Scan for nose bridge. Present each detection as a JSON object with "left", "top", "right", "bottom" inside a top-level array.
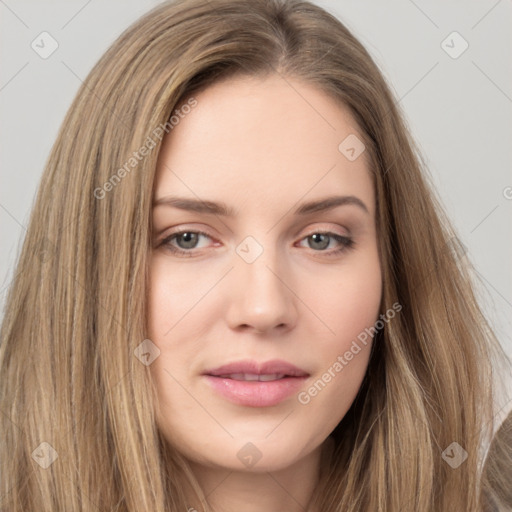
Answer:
[{"left": 226, "top": 233, "right": 297, "bottom": 332}]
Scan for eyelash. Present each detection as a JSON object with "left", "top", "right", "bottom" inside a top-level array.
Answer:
[{"left": 159, "top": 229, "right": 355, "bottom": 258}]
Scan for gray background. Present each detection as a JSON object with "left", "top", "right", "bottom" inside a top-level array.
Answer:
[{"left": 1, "top": 1, "right": 511, "bottom": 395}]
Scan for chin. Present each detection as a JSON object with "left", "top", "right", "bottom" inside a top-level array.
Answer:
[{"left": 199, "top": 435, "right": 319, "bottom": 473}]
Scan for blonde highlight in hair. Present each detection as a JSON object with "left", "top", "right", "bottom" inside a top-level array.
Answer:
[{"left": 1, "top": 0, "right": 510, "bottom": 510}]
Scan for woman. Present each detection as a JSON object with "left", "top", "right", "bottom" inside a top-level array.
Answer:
[{"left": 0, "top": 0, "right": 510, "bottom": 510}]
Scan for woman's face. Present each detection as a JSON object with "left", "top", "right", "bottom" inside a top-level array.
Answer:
[{"left": 147, "top": 73, "right": 382, "bottom": 472}]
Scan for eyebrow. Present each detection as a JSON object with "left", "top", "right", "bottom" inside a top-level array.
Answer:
[{"left": 152, "top": 194, "right": 369, "bottom": 216}]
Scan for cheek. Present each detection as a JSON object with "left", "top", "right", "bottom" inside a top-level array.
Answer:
[
  {"left": 146, "top": 257, "right": 216, "bottom": 439},
  {"left": 297, "top": 250, "right": 381, "bottom": 407},
  {"left": 147, "top": 257, "right": 175, "bottom": 339},
  {"left": 146, "top": 254, "right": 220, "bottom": 340},
  {"left": 307, "top": 248, "right": 382, "bottom": 345},
  {"left": 146, "top": 259, "right": 200, "bottom": 395}
]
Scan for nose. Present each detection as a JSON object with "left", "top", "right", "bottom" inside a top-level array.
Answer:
[{"left": 225, "top": 245, "right": 298, "bottom": 335}]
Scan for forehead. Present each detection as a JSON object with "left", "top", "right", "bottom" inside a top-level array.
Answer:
[{"left": 154, "top": 74, "right": 374, "bottom": 218}]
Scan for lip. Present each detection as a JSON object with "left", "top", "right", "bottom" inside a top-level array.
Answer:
[{"left": 202, "top": 359, "right": 310, "bottom": 407}]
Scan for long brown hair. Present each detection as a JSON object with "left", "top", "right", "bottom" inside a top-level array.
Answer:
[{"left": 1, "top": 0, "right": 510, "bottom": 510}]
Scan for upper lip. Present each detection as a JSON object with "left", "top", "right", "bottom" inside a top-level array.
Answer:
[{"left": 203, "top": 359, "right": 309, "bottom": 377}]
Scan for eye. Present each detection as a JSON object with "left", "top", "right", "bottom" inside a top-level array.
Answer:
[
  {"left": 160, "top": 230, "right": 214, "bottom": 257},
  {"left": 296, "top": 232, "right": 354, "bottom": 256}
]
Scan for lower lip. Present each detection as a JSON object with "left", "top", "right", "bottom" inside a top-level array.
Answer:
[{"left": 203, "top": 375, "right": 308, "bottom": 407}]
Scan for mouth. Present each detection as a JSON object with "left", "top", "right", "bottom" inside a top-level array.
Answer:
[{"left": 202, "top": 359, "right": 310, "bottom": 407}]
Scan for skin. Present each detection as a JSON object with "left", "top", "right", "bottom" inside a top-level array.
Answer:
[{"left": 147, "top": 73, "right": 382, "bottom": 512}]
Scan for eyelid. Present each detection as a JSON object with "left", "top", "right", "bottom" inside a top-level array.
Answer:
[
  {"left": 299, "top": 224, "right": 350, "bottom": 238},
  {"left": 159, "top": 225, "right": 217, "bottom": 242},
  {"left": 160, "top": 228, "right": 216, "bottom": 247}
]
